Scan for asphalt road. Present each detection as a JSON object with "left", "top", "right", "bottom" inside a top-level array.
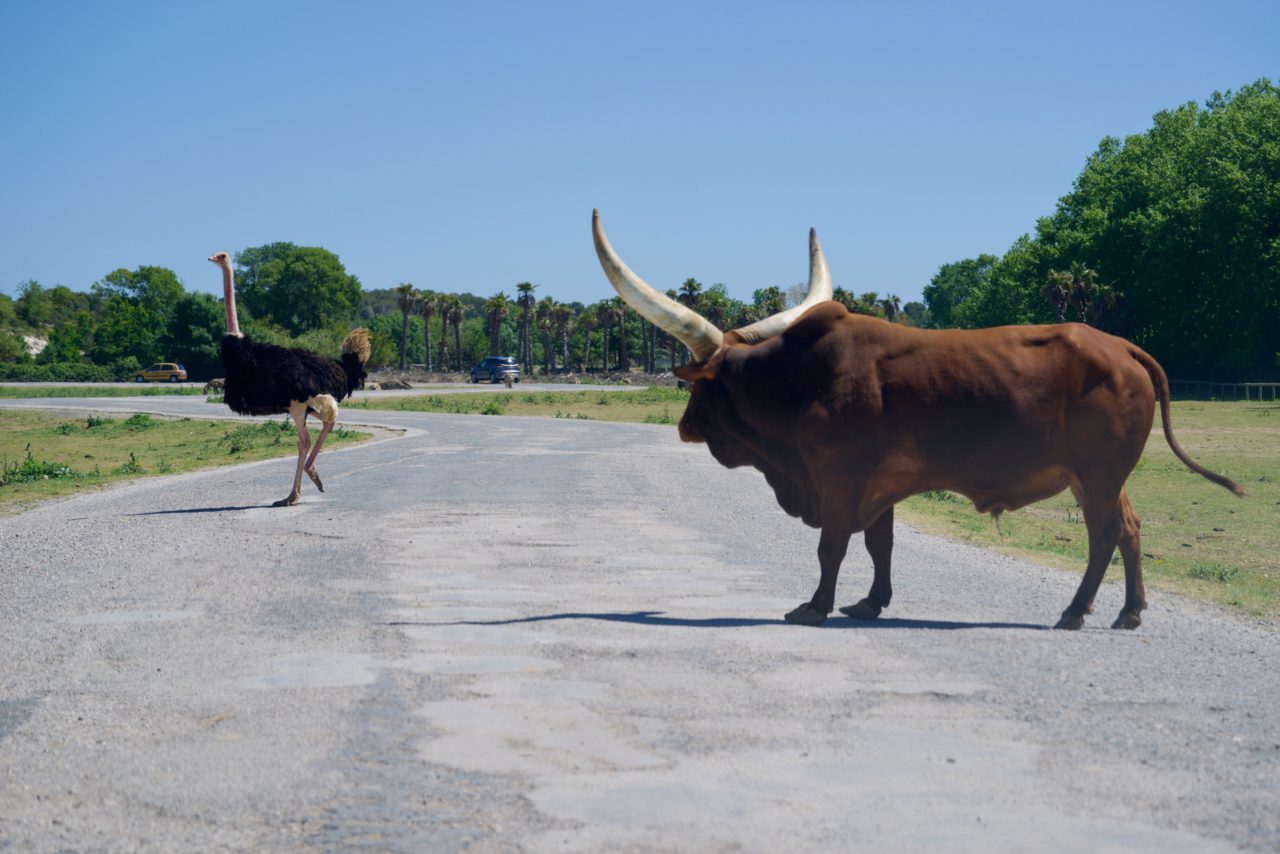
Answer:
[{"left": 1, "top": 394, "right": 1277, "bottom": 852}]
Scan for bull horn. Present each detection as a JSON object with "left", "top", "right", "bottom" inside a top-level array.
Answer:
[
  {"left": 593, "top": 209, "right": 724, "bottom": 362},
  {"left": 730, "top": 228, "right": 834, "bottom": 345}
]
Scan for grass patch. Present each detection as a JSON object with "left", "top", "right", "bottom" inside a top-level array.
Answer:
[
  {"left": 0, "top": 385, "right": 206, "bottom": 398},
  {"left": 350, "top": 386, "right": 690, "bottom": 424},
  {"left": 0, "top": 410, "right": 369, "bottom": 515}
]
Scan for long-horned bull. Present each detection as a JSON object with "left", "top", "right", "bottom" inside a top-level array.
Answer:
[{"left": 592, "top": 209, "right": 1244, "bottom": 630}]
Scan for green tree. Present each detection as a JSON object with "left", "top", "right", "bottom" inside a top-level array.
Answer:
[
  {"left": 37, "top": 311, "right": 95, "bottom": 364},
  {"left": 91, "top": 295, "right": 159, "bottom": 364},
  {"left": 963, "top": 79, "right": 1280, "bottom": 375},
  {"left": 0, "top": 293, "right": 16, "bottom": 328},
  {"left": 85, "top": 265, "right": 186, "bottom": 365},
  {"left": 235, "top": 243, "right": 362, "bottom": 335},
  {"left": 832, "top": 287, "right": 883, "bottom": 318},
  {"left": 162, "top": 292, "right": 224, "bottom": 379},
  {"left": 0, "top": 331, "right": 28, "bottom": 363},
  {"left": 92, "top": 266, "right": 184, "bottom": 323},
  {"left": 901, "top": 301, "right": 932, "bottom": 327},
  {"left": 16, "top": 280, "right": 52, "bottom": 327},
  {"left": 923, "top": 255, "right": 997, "bottom": 328}
]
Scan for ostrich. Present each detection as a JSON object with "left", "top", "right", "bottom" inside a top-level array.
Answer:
[{"left": 208, "top": 251, "right": 370, "bottom": 507}]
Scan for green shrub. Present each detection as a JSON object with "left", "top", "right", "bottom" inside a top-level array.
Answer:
[
  {"left": 1, "top": 445, "right": 80, "bottom": 485},
  {"left": 1189, "top": 562, "right": 1239, "bottom": 583}
]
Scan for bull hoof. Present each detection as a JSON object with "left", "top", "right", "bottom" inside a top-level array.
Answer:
[
  {"left": 272, "top": 493, "right": 300, "bottom": 508},
  {"left": 784, "top": 603, "right": 829, "bottom": 627},
  {"left": 1054, "top": 612, "right": 1085, "bottom": 631},
  {"left": 1111, "top": 611, "right": 1142, "bottom": 630},
  {"left": 838, "top": 599, "right": 883, "bottom": 621}
]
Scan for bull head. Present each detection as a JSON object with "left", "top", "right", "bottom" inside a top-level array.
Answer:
[{"left": 591, "top": 209, "right": 833, "bottom": 367}]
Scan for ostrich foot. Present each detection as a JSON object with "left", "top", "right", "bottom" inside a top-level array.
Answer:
[
  {"left": 306, "top": 467, "right": 324, "bottom": 492},
  {"left": 783, "top": 602, "right": 829, "bottom": 627},
  {"left": 272, "top": 491, "right": 300, "bottom": 508}
]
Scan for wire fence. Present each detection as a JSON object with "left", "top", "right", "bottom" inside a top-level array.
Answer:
[{"left": 1169, "top": 380, "right": 1280, "bottom": 402}]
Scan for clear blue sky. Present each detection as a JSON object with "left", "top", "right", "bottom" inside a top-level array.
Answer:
[{"left": 1, "top": 1, "right": 1276, "bottom": 308}]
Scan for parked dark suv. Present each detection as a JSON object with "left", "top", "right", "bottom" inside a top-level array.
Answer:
[{"left": 470, "top": 356, "right": 521, "bottom": 384}]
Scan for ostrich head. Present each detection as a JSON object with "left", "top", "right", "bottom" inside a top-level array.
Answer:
[{"left": 208, "top": 250, "right": 241, "bottom": 336}]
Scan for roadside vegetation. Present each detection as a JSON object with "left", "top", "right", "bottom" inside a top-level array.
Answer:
[
  {"left": 348, "top": 386, "right": 688, "bottom": 424},
  {"left": 0, "top": 385, "right": 205, "bottom": 398},
  {"left": 0, "top": 410, "right": 368, "bottom": 515}
]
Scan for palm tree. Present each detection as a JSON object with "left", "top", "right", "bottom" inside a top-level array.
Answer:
[
  {"left": 1043, "top": 271, "right": 1072, "bottom": 323},
  {"left": 516, "top": 282, "right": 537, "bottom": 372},
  {"left": 595, "top": 300, "right": 613, "bottom": 372},
  {"left": 434, "top": 293, "right": 451, "bottom": 371},
  {"left": 754, "top": 286, "right": 787, "bottom": 317},
  {"left": 676, "top": 279, "right": 703, "bottom": 363},
  {"left": 879, "top": 294, "right": 901, "bottom": 322},
  {"left": 484, "top": 291, "right": 510, "bottom": 357},
  {"left": 701, "top": 289, "right": 730, "bottom": 330},
  {"left": 612, "top": 298, "right": 630, "bottom": 371},
  {"left": 575, "top": 311, "right": 596, "bottom": 371},
  {"left": 536, "top": 297, "right": 557, "bottom": 373},
  {"left": 664, "top": 288, "right": 682, "bottom": 369},
  {"left": 554, "top": 302, "right": 573, "bottom": 372},
  {"left": 418, "top": 289, "right": 437, "bottom": 372},
  {"left": 395, "top": 283, "right": 417, "bottom": 370},
  {"left": 446, "top": 296, "right": 466, "bottom": 370}
]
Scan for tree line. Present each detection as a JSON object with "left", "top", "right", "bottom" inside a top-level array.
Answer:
[
  {"left": 922, "top": 79, "right": 1279, "bottom": 380},
  {"left": 0, "top": 244, "right": 913, "bottom": 381},
  {"left": 4, "top": 80, "right": 1274, "bottom": 382}
]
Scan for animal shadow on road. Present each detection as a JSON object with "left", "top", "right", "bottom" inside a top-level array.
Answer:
[
  {"left": 125, "top": 505, "right": 271, "bottom": 515},
  {"left": 387, "top": 611, "right": 1046, "bottom": 631}
]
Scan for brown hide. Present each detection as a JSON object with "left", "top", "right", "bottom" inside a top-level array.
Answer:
[{"left": 674, "top": 301, "right": 1242, "bottom": 629}]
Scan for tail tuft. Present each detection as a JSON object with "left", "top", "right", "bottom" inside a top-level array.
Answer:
[
  {"left": 341, "top": 328, "right": 371, "bottom": 365},
  {"left": 341, "top": 327, "right": 370, "bottom": 395}
]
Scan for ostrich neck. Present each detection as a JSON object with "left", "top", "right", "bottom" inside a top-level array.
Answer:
[{"left": 221, "top": 264, "right": 242, "bottom": 337}]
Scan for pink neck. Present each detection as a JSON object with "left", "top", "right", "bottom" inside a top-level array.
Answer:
[{"left": 221, "top": 263, "right": 242, "bottom": 337}]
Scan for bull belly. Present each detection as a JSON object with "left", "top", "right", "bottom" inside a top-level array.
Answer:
[{"left": 944, "top": 469, "right": 1071, "bottom": 515}]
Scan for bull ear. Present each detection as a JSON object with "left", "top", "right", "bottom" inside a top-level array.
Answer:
[{"left": 674, "top": 348, "right": 726, "bottom": 382}]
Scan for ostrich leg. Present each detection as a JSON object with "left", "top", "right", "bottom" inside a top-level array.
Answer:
[
  {"left": 303, "top": 413, "right": 335, "bottom": 493},
  {"left": 274, "top": 402, "right": 312, "bottom": 507}
]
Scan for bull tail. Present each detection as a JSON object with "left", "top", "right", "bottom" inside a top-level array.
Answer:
[
  {"left": 1129, "top": 346, "right": 1245, "bottom": 496},
  {"left": 340, "top": 327, "right": 371, "bottom": 396}
]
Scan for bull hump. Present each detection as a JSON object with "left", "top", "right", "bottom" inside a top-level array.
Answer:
[{"left": 782, "top": 302, "right": 845, "bottom": 342}]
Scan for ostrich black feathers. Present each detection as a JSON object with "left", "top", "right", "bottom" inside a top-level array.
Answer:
[{"left": 220, "top": 332, "right": 368, "bottom": 417}]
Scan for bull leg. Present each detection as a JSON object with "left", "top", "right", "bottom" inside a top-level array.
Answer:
[
  {"left": 1112, "top": 488, "right": 1146, "bottom": 630},
  {"left": 273, "top": 403, "right": 311, "bottom": 507},
  {"left": 1055, "top": 490, "right": 1123, "bottom": 630},
  {"left": 785, "top": 524, "right": 853, "bottom": 627},
  {"left": 840, "top": 505, "right": 894, "bottom": 620}
]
